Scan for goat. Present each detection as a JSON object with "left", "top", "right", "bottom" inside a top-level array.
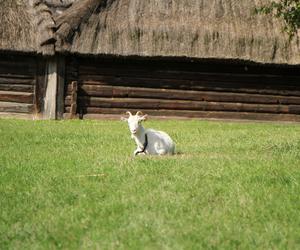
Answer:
[{"left": 121, "top": 111, "right": 175, "bottom": 156}]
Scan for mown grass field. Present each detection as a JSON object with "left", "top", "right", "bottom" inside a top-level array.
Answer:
[{"left": 1, "top": 118, "right": 300, "bottom": 249}]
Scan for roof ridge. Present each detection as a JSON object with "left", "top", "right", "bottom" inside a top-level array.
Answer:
[
  {"left": 54, "top": 0, "right": 101, "bottom": 53},
  {"left": 32, "top": 0, "right": 101, "bottom": 55},
  {"left": 33, "top": 0, "right": 56, "bottom": 55}
]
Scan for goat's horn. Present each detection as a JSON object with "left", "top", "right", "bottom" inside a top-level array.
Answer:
[
  {"left": 126, "top": 111, "right": 132, "bottom": 116},
  {"left": 136, "top": 111, "right": 143, "bottom": 116}
]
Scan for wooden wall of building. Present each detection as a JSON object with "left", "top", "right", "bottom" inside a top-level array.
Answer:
[
  {"left": 65, "top": 56, "right": 300, "bottom": 121},
  {"left": 2, "top": 53, "right": 298, "bottom": 122},
  {"left": 0, "top": 54, "right": 38, "bottom": 118},
  {"left": 64, "top": 56, "right": 300, "bottom": 122}
]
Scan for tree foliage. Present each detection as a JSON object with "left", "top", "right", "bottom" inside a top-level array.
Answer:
[{"left": 256, "top": 0, "right": 300, "bottom": 39}]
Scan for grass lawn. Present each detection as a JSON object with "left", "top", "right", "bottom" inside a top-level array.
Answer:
[{"left": 0, "top": 118, "right": 300, "bottom": 249}]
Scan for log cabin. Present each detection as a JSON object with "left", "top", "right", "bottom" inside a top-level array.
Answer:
[{"left": 0, "top": 0, "right": 300, "bottom": 121}]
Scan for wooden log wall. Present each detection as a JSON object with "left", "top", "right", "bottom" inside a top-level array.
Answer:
[
  {"left": 65, "top": 57, "right": 300, "bottom": 122},
  {"left": 0, "top": 54, "right": 37, "bottom": 118}
]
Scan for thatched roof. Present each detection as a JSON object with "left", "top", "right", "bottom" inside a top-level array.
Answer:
[
  {"left": 0, "top": 0, "right": 36, "bottom": 53},
  {"left": 0, "top": 0, "right": 299, "bottom": 65}
]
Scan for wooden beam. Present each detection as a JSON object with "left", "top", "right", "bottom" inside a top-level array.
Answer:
[
  {"left": 43, "top": 58, "right": 58, "bottom": 119},
  {"left": 78, "top": 64, "right": 300, "bottom": 84},
  {"left": 0, "top": 77, "right": 35, "bottom": 85},
  {"left": 42, "top": 56, "right": 66, "bottom": 120},
  {"left": 0, "top": 91, "right": 33, "bottom": 103},
  {"left": 70, "top": 85, "right": 300, "bottom": 105},
  {"left": 0, "top": 62, "right": 35, "bottom": 76},
  {"left": 0, "top": 112, "right": 33, "bottom": 120},
  {"left": 0, "top": 74, "right": 34, "bottom": 79},
  {"left": 0, "top": 101, "right": 34, "bottom": 113},
  {"left": 66, "top": 97, "right": 300, "bottom": 115},
  {"left": 0, "top": 84, "right": 34, "bottom": 92},
  {"left": 76, "top": 76, "right": 300, "bottom": 97},
  {"left": 65, "top": 107, "right": 300, "bottom": 123}
]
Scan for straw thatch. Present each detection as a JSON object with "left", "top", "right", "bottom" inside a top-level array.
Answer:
[
  {"left": 0, "top": 0, "right": 75, "bottom": 54},
  {"left": 67, "top": 0, "right": 300, "bottom": 65},
  {"left": 0, "top": 0, "right": 36, "bottom": 53},
  {"left": 0, "top": 0, "right": 299, "bottom": 65},
  {"left": 54, "top": 0, "right": 101, "bottom": 52}
]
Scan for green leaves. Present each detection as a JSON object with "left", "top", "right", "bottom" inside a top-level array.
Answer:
[{"left": 256, "top": 0, "right": 300, "bottom": 39}]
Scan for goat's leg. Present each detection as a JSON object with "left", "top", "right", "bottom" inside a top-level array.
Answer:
[{"left": 133, "top": 148, "right": 146, "bottom": 156}]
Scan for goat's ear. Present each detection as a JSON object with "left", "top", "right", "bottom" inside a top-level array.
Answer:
[
  {"left": 139, "top": 114, "right": 148, "bottom": 121},
  {"left": 121, "top": 117, "right": 128, "bottom": 122}
]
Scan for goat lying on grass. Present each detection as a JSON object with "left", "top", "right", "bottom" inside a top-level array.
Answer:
[{"left": 121, "top": 111, "right": 175, "bottom": 156}]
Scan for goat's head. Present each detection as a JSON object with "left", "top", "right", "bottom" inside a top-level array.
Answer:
[{"left": 121, "top": 111, "right": 147, "bottom": 135}]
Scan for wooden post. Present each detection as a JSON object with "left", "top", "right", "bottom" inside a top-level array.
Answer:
[
  {"left": 43, "top": 58, "right": 57, "bottom": 119},
  {"left": 42, "top": 56, "right": 65, "bottom": 120}
]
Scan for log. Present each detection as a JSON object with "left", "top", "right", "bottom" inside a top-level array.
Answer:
[
  {"left": 0, "top": 74, "right": 34, "bottom": 79},
  {"left": 0, "top": 112, "right": 33, "bottom": 119},
  {"left": 77, "top": 57, "right": 300, "bottom": 75},
  {"left": 0, "top": 77, "right": 35, "bottom": 85},
  {"left": 0, "top": 63, "right": 35, "bottom": 76},
  {"left": 71, "top": 85, "right": 300, "bottom": 105},
  {"left": 78, "top": 65, "right": 300, "bottom": 85},
  {"left": 0, "top": 84, "right": 34, "bottom": 92},
  {"left": 76, "top": 76, "right": 300, "bottom": 97},
  {"left": 0, "top": 102, "right": 34, "bottom": 113},
  {"left": 66, "top": 73, "right": 78, "bottom": 81},
  {"left": 65, "top": 59, "right": 79, "bottom": 86},
  {"left": 64, "top": 107, "right": 300, "bottom": 123},
  {"left": 0, "top": 91, "right": 33, "bottom": 104},
  {"left": 66, "top": 97, "right": 300, "bottom": 114},
  {"left": 0, "top": 57, "right": 36, "bottom": 66}
]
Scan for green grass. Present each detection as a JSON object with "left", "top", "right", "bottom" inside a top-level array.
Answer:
[{"left": 1, "top": 118, "right": 300, "bottom": 249}]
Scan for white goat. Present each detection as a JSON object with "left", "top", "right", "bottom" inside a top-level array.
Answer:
[{"left": 121, "top": 111, "right": 175, "bottom": 156}]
